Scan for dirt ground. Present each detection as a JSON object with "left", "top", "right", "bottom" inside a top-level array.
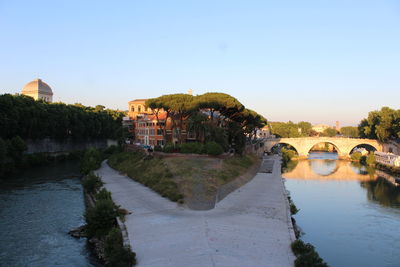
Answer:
[{"left": 164, "top": 156, "right": 262, "bottom": 210}]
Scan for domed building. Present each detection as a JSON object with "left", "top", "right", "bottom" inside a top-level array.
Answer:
[{"left": 21, "top": 78, "right": 53, "bottom": 102}]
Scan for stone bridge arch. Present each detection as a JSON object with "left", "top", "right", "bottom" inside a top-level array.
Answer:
[{"left": 264, "top": 137, "right": 383, "bottom": 159}]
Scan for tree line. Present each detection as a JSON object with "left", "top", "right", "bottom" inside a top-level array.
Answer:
[
  {"left": 359, "top": 107, "right": 400, "bottom": 142},
  {"left": 146, "top": 92, "right": 268, "bottom": 154},
  {"left": 269, "top": 121, "right": 360, "bottom": 138},
  {"left": 0, "top": 94, "right": 124, "bottom": 141},
  {"left": 269, "top": 106, "right": 400, "bottom": 142},
  {"left": 0, "top": 94, "right": 124, "bottom": 177}
]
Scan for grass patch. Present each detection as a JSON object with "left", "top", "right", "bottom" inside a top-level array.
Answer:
[
  {"left": 108, "top": 151, "right": 183, "bottom": 202},
  {"left": 214, "top": 154, "right": 258, "bottom": 184},
  {"left": 108, "top": 152, "right": 259, "bottom": 205}
]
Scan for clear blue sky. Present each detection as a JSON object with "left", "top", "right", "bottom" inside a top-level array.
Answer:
[{"left": 1, "top": 0, "right": 399, "bottom": 126}]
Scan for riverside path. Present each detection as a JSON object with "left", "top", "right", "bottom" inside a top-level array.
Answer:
[{"left": 96, "top": 155, "right": 296, "bottom": 267}]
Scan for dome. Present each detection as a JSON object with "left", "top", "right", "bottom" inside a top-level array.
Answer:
[{"left": 22, "top": 79, "right": 53, "bottom": 95}]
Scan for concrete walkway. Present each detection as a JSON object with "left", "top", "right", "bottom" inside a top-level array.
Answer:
[{"left": 97, "top": 155, "right": 296, "bottom": 267}]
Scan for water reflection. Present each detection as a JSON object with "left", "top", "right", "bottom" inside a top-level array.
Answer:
[
  {"left": 284, "top": 158, "right": 376, "bottom": 182},
  {"left": 283, "top": 152, "right": 400, "bottom": 267},
  {"left": 361, "top": 178, "right": 400, "bottom": 208}
]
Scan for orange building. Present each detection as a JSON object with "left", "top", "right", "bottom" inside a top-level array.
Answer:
[
  {"left": 128, "top": 98, "right": 195, "bottom": 146},
  {"left": 128, "top": 99, "right": 153, "bottom": 119},
  {"left": 135, "top": 113, "right": 167, "bottom": 146}
]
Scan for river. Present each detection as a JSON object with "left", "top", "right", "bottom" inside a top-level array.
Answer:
[
  {"left": 283, "top": 152, "right": 400, "bottom": 267},
  {"left": 0, "top": 161, "right": 101, "bottom": 266}
]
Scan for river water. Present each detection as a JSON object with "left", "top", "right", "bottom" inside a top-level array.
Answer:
[
  {"left": 283, "top": 152, "right": 400, "bottom": 267},
  {"left": 0, "top": 161, "right": 100, "bottom": 266}
]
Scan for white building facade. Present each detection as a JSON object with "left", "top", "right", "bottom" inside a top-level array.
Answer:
[{"left": 374, "top": 151, "right": 400, "bottom": 167}]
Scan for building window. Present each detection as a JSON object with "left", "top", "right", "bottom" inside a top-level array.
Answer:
[
  {"left": 138, "top": 106, "right": 141, "bottom": 112},
  {"left": 145, "top": 107, "right": 148, "bottom": 112},
  {"left": 131, "top": 106, "right": 135, "bottom": 112}
]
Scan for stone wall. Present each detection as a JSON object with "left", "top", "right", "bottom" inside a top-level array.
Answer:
[{"left": 26, "top": 138, "right": 117, "bottom": 154}]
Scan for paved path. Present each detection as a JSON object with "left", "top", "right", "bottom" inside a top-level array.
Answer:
[{"left": 97, "top": 155, "right": 296, "bottom": 267}]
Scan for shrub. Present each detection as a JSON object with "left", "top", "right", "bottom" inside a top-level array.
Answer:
[
  {"left": 103, "top": 145, "right": 122, "bottom": 158},
  {"left": 366, "top": 153, "right": 376, "bottom": 166},
  {"left": 80, "top": 147, "right": 103, "bottom": 174},
  {"left": 154, "top": 145, "right": 163, "bottom": 152},
  {"left": 291, "top": 240, "right": 328, "bottom": 267},
  {"left": 85, "top": 198, "right": 118, "bottom": 238},
  {"left": 96, "top": 188, "right": 112, "bottom": 201},
  {"left": 204, "top": 141, "right": 223, "bottom": 155},
  {"left": 163, "top": 143, "right": 175, "bottom": 153},
  {"left": 105, "top": 228, "right": 136, "bottom": 266},
  {"left": 350, "top": 152, "right": 362, "bottom": 162},
  {"left": 82, "top": 172, "right": 103, "bottom": 194},
  {"left": 180, "top": 142, "right": 204, "bottom": 154},
  {"left": 8, "top": 136, "right": 27, "bottom": 160},
  {"left": 288, "top": 196, "right": 299, "bottom": 215}
]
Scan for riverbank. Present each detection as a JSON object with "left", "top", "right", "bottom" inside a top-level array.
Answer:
[
  {"left": 0, "top": 161, "right": 100, "bottom": 266},
  {"left": 96, "top": 155, "right": 296, "bottom": 266}
]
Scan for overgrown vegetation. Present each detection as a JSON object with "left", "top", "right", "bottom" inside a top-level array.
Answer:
[
  {"left": 79, "top": 146, "right": 136, "bottom": 266},
  {"left": 288, "top": 196, "right": 299, "bottom": 215},
  {"left": 0, "top": 94, "right": 123, "bottom": 141},
  {"left": 84, "top": 185, "right": 136, "bottom": 266},
  {"left": 350, "top": 152, "right": 376, "bottom": 167},
  {"left": 82, "top": 172, "right": 104, "bottom": 194},
  {"left": 0, "top": 94, "right": 123, "bottom": 177},
  {"left": 104, "top": 228, "right": 136, "bottom": 266},
  {"left": 108, "top": 151, "right": 183, "bottom": 202},
  {"left": 291, "top": 239, "right": 329, "bottom": 267},
  {"left": 85, "top": 198, "right": 119, "bottom": 238},
  {"left": 281, "top": 147, "right": 298, "bottom": 172},
  {"left": 80, "top": 148, "right": 104, "bottom": 174},
  {"left": 359, "top": 106, "right": 400, "bottom": 142},
  {"left": 350, "top": 152, "right": 362, "bottom": 162}
]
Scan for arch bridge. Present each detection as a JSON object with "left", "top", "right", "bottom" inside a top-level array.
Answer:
[{"left": 264, "top": 137, "right": 383, "bottom": 159}]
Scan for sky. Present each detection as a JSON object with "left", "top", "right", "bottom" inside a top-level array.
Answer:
[{"left": 1, "top": 0, "right": 399, "bottom": 126}]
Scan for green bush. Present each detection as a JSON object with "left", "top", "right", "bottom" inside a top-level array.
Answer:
[
  {"left": 288, "top": 196, "right": 299, "bottom": 215},
  {"left": 96, "top": 188, "right": 112, "bottom": 201},
  {"left": 180, "top": 142, "right": 204, "bottom": 154},
  {"left": 154, "top": 145, "right": 163, "bottom": 152},
  {"left": 85, "top": 199, "right": 118, "bottom": 238},
  {"left": 204, "top": 141, "right": 223, "bottom": 155},
  {"left": 105, "top": 228, "right": 136, "bottom": 266},
  {"left": 350, "top": 152, "right": 362, "bottom": 162},
  {"left": 103, "top": 145, "right": 122, "bottom": 158},
  {"left": 291, "top": 240, "right": 328, "bottom": 267},
  {"left": 82, "top": 172, "right": 103, "bottom": 194},
  {"left": 80, "top": 147, "right": 103, "bottom": 174},
  {"left": 8, "top": 136, "right": 27, "bottom": 160},
  {"left": 163, "top": 143, "right": 175, "bottom": 153},
  {"left": 366, "top": 153, "right": 376, "bottom": 166}
]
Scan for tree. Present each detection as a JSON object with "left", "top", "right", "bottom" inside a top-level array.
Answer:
[
  {"left": 340, "top": 126, "right": 359, "bottom": 138},
  {"left": 321, "top": 128, "right": 337, "bottom": 137},
  {"left": 358, "top": 106, "right": 400, "bottom": 142}
]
